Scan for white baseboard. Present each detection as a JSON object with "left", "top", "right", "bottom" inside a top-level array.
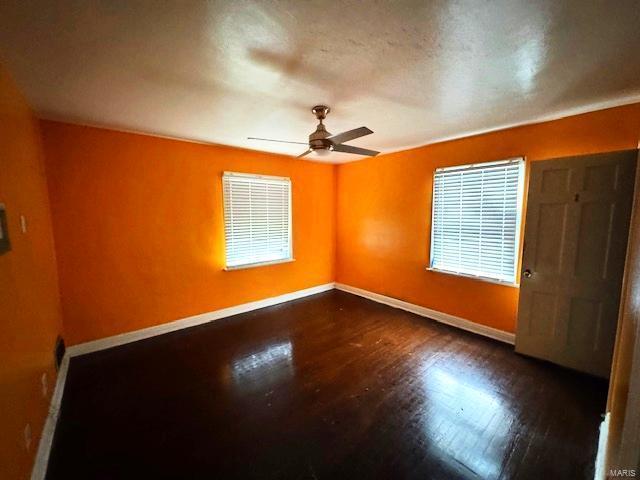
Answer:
[
  {"left": 61, "top": 281, "right": 515, "bottom": 358},
  {"left": 31, "top": 355, "right": 70, "bottom": 480},
  {"left": 594, "top": 412, "right": 610, "bottom": 480},
  {"left": 67, "top": 283, "right": 335, "bottom": 357},
  {"left": 335, "top": 283, "right": 515, "bottom": 345}
]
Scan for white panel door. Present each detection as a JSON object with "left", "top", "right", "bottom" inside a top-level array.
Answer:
[{"left": 516, "top": 150, "right": 637, "bottom": 377}]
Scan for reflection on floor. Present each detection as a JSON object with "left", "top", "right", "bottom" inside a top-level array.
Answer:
[{"left": 46, "top": 290, "right": 607, "bottom": 479}]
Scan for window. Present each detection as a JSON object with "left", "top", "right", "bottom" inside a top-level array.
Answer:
[
  {"left": 430, "top": 158, "right": 525, "bottom": 284},
  {"left": 223, "top": 172, "right": 292, "bottom": 269}
]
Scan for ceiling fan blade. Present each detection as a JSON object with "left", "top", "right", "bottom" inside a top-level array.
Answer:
[
  {"left": 332, "top": 144, "right": 380, "bottom": 157},
  {"left": 328, "top": 127, "right": 373, "bottom": 145},
  {"left": 248, "top": 137, "right": 308, "bottom": 145},
  {"left": 297, "top": 149, "right": 312, "bottom": 158}
]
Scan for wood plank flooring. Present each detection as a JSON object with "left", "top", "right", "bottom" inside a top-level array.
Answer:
[{"left": 46, "top": 290, "right": 607, "bottom": 479}]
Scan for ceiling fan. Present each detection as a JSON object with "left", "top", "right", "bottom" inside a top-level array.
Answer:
[{"left": 248, "top": 105, "right": 379, "bottom": 158}]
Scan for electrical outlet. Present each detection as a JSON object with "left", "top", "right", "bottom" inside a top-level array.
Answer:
[
  {"left": 20, "top": 215, "right": 27, "bottom": 233},
  {"left": 24, "top": 423, "right": 32, "bottom": 452},
  {"left": 41, "top": 372, "right": 48, "bottom": 398}
]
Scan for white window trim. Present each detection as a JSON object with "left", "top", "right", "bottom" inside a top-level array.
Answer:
[
  {"left": 223, "top": 171, "right": 290, "bottom": 182},
  {"left": 428, "top": 157, "right": 526, "bottom": 286},
  {"left": 426, "top": 266, "right": 520, "bottom": 288},
  {"left": 224, "top": 257, "right": 295, "bottom": 271},
  {"left": 222, "top": 171, "right": 293, "bottom": 270}
]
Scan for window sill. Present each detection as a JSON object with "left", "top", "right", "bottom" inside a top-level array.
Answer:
[
  {"left": 224, "top": 258, "right": 295, "bottom": 271},
  {"left": 426, "top": 267, "right": 520, "bottom": 288}
]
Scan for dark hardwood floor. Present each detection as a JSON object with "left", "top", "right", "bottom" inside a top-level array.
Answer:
[{"left": 46, "top": 290, "right": 607, "bottom": 479}]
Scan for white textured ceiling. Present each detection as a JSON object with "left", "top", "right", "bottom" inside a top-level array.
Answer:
[{"left": 1, "top": 1, "right": 639, "bottom": 163}]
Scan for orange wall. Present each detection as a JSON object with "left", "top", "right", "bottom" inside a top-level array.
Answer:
[
  {"left": 336, "top": 103, "right": 640, "bottom": 333},
  {"left": 0, "top": 66, "right": 64, "bottom": 478},
  {"left": 41, "top": 121, "right": 336, "bottom": 345}
]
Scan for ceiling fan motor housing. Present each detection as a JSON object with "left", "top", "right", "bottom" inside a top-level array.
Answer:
[{"left": 309, "top": 122, "right": 333, "bottom": 151}]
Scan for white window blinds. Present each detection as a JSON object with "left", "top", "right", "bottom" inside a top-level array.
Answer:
[
  {"left": 430, "top": 158, "right": 524, "bottom": 284},
  {"left": 223, "top": 172, "right": 292, "bottom": 269}
]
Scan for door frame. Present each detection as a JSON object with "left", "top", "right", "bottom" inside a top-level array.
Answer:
[{"left": 601, "top": 149, "right": 640, "bottom": 476}]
